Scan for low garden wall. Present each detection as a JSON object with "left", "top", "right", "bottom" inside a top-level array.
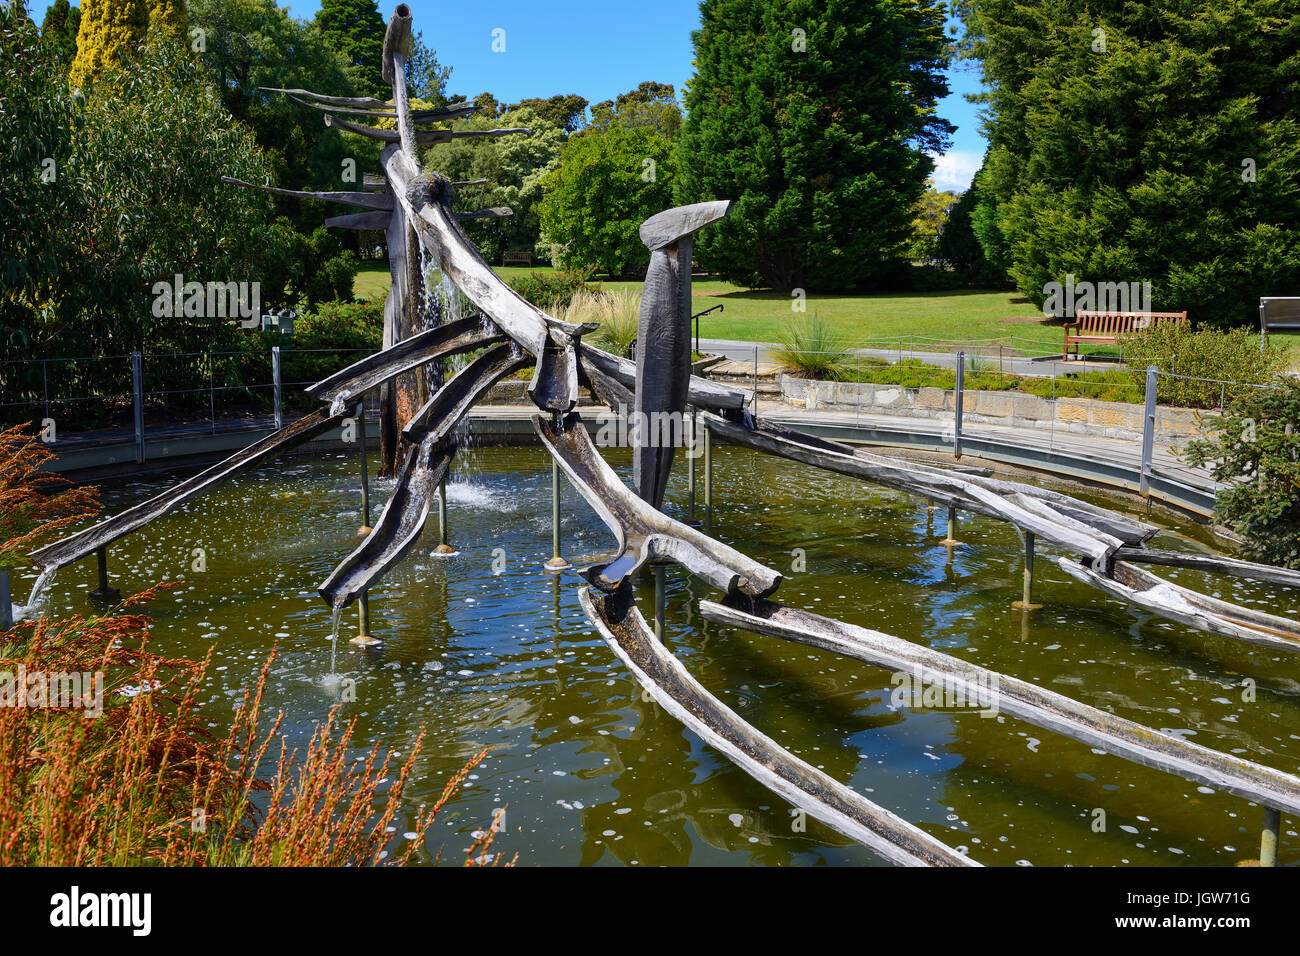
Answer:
[{"left": 780, "top": 376, "right": 1207, "bottom": 443}]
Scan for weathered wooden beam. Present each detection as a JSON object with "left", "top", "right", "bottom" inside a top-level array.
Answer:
[
  {"left": 1114, "top": 547, "right": 1300, "bottom": 589},
  {"left": 221, "top": 177, "right": 395, "bottom": 210},
  {"left": 307, "top": 317, "right": 506, "bottom": 409},
  {"left": 581, "top": 345, "right": 746, "bottom": 412},
  {"left": 325, "top": 211, "right": 393, "bottom": 230},
  {"left": 402, "top": 343, "right": 532, "bottom": 445},
  {"left": 534, "top": 412, "right": 780, "bottom": 598},
  {"left": 1061, "top": 559, "right": 1300, "bottom": 652},
  {"left": 381, "top": 4, "right": 413, "bottom": 86},
  {"left": 284, "top": 93, "right": 479, "bottom": 124},
  {"left": 700, "top": 595, "right": 1300, "bottom": 818},
  {"left": 30, "top": 408, "right": 344, "bottom": 573},
  {"left": 319, "top": 437, "right": 453, "bottom": 609},
  {"left": 324, "top": 114, "right": 528, "bottom": 145},
  {"left": 581, "top": 584, "right": 978, "bottom": 866}
]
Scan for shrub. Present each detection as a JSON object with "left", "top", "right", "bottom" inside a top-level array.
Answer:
[
  {"left": 1119, "top": 325, "right": 1288, "bottom": 409},
  {"left": 0, "top": 423, "right": 100, "bottom": 570},
  {"left": 1185, "top": 377, "right": 1300, "bottom": 568},
  {"left": 772, "top": 314, "right": 854, "bottom": 381},
  {"left": 508, "top": 266, "right": 596, "bottom": 309}
]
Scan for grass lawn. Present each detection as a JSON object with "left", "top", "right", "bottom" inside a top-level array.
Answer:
[{"left": 351, "top": 262, "right": 1294, "bottom": 361}]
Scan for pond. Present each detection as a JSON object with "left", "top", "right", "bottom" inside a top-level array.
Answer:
[{"left": 16, "top": 440, "right": 1300, "bottom": 866}]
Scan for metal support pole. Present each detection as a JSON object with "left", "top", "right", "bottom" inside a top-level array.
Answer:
[
  {"left": 1140, "top": 365, "right": 1157, "bottom": 498},
  {"left": 91, "top": 546, "right": 119, "bottom": 599},
  {"left": 131, "top": 351, "right": 144, "bottom": 464},
  {"left": 752, "top": 344, "right": 759, "bottom": 414},
  {"left": 545, "top": 456, "right": 570, "bottom": 571},
  {"left": 941, "top": 505, "right": 960, "bottom": 547},
  {"left": 1014, "top": 531, "right": 1042, "bottom": 610},
  {"left": 0, "top": 568, "right": 11, "bottom": 631},
  {"left": 357, "top": 399, "right": 371, "bottom": 534},
  {"left": 703, "top": 423, "right": 713, "bottom": 535},
  {"left": 1261, "top": 807, "right": 1281, "bottom": 867},
  {"left": 954, "top": 351, "right": 965, "bottom": 460},
  {"left": 272, "top": 346, "right": 282, "bottom": 431},
  {"left": 687, "top": 411, "right": 696, "bottom": 522},
  {"left": 654, "top": 564, "right": 666, "bottom": 641},
  {"left": 208, "top": 353, "right": 217, "bottom": 435}
]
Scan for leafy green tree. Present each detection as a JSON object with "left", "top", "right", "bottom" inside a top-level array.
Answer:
[
  {"left": 146, "top": 0, "right": 186, "bottom": 40},
  {"left": 934, "top": 172, "right": 1005, "bottom": 286},
  {"left": 407, "top": 31, "right": 451, "bottom": 105},
  {"left": 314, "top": 0, "right": 385, "bottom": 97},
  {"left": 588, "top": 82, "right": 681, "bottom": 138},
  {"left": 962, "top": 0, "right": 1300, "bottom": 327},
  {"left": 40, "top": 0, "right": 81, "bottom": 65},
  {"left": 69, "top": 0, "right": 148, "bottom": 86},
  {"left": 675, "top": 0, "right": 953, "bottom": 292},
  {"left": 510, "top": 94, "right": 588, "bottom": 135},
  {"left": 538, "top": 125, "right": 677, "bottom": 277},
  {"left": 1186, "top": 378, "right": 1300, "bottom": 568},
  {"left": 423, "top": 107, "right": 566, "bottom": 264},
  {"left": 906, "top": 185, "right": 959, "bottom": 261}
]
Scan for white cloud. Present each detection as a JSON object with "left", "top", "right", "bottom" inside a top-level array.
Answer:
[{"left": 927, "top": 150, "right": 983, "bottom": 193}]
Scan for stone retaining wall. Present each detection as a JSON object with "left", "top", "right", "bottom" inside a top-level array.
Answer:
[{"left": 780, "top": 376, "right": 1207, "bottom": 442}]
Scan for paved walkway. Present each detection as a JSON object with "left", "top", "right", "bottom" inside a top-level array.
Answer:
[{"left": 697, "top": 337, "right": 1120, "bottom": 378}]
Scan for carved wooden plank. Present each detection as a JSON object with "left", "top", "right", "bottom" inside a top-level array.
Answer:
[
  {"left": 534, "top": 412, "right": 780, "bottom": 598},
  {"left": 323, "top": 115, "right": 527, "bottom": 145},
  {"left": 581, "top": 585, "right": 978, "bottom": 866},
  {"left": 402, "top": 343, "right": 532, "bottom": 445},
  {"left": 325, "top": 211, "right": 392, "bottom": 230},
  {"left": 699, "top": 595, "right": 1300, "bottom": 817},
  {"left": 1061, "top": 559, "right": 1300, "bottom": 652},
  {"left": 581, "top": 344, "right": 746, "bottom": 411},
  {"left": 221, "top": 177, "right": 395, "bottom": 210},
  {"left": 1114, "top": 547, "right": 1300, "bottom": 588},
  {"left": 30, "top": 409, "right": 344, "bottom": 572}
]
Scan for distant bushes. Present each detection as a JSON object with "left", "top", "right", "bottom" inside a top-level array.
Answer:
[
  {"left": 1119, "top": 325, "right": 1287, "bottom": 408},
  {"left": 508, "top": 265, "right": 596, "bottom": 308}
]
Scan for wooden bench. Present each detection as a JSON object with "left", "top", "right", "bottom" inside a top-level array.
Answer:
[
  {"left": 1063, "top": 310, "right": 1188, "bottom": 360},
  {"left": 502, "top": 250, "right": 532, "bottom": 267}
]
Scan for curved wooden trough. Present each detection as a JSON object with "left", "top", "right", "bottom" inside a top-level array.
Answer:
[
  {"left": 698, "top": 595, "right": 1300, "bottom": 817},
  {"left": 29, "top": 407, "right": 345, "bottom": 573},
  {"left": 319, "top": 438, "right": 452, "bottom": 609},
  {"left": 533, "top": 412, "right": 779, "bottom": 598},
  {"left": 579, "top": 584, "right": 978, "bottom": 867}
]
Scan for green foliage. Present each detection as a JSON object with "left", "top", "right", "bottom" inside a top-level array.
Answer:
[
  {"left": 1119, "top": 325, "right": 1288, "bottom": 408},
  {"left": 537, "top": 125, "right": 677, "bottom": 277},
  {"left": 963, "top": 0, "right": 1300, "bottom": 327},
  {"left": 907, "top": 186, "right": 959, "bottom": 261},
  {"left": 146, "top": 0, "right": 187, "bottom": 41},
  {"left": 39, "top": 0, "right": 80, "bottom": 65},
  {"left": 934, "top": 173, "right": 1005, "bottom": 287},
  {"left": 588, "top": 82, "right": 681, "bottom": 139},
  {"left": 507, "top": 266, "right": 596, "bottom": 308},
  {"left": 406, "top": 31, "right": 451, "bottom": 105},
  {"left": 314, "top": 0, "right": 385, "bottom": 97},
  {"left": 292, "top": 227, "right": 358, "bottom": 309},
  {"left": 69, "top": 0, "right": 148, "bottom": 87},
  {"left": 422, "top": 106, "right": 567, "bottom": 264},
  {"left": 1186, "top": 379, "right": 1300, "bottom": 568},
  {"left": 773, "top": 314, "right": 854, "bottom": 380},
  {"left": 276, "top": 296, "right": 384, "bottom": 392},
  {"left": 510, "top": 94, "right": 588, "bottom": 135},
  {"left": 554, "top": 290, "right": 641, "bottom": 354},
  {"left": 675, "top": 0, "right": 953, "bottom": 292}
]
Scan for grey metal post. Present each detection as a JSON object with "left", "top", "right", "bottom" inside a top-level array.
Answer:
[
  {"left": 131, "top": 351, "right": 144, "bottom": 464},
  {"left": 1140, "top": 365, "right": 1157, "bottom": 498},
  {"left": 687, "top": 411, "right": 696, "bottom": 521},
  {"left": 1260, "top": 299, "right": 1267, "bottom": 353},
  {"left": 433, "top": 476, "right": 454, "bottom": 554},
  {"left": 703, "top": 423, "right": 713, "bottom": 535},
  {"left": 752, "top": 344, "right": 759, "bottom": 413},
  {"left": 1014, "top": 531, "right": 1041, "bottom": 610},
  {"left": 942, "top": 505, "right": 959, "bottom": 547},
  {"left": 42, "top": 359, "right": 49, "bottom": 422},
  {"left": 1261, "top": 807, "right": 1281, "bottom": 866},
  {"left": 353, "top": 400, "right": 377, "bottom": 644},
  {"left": 91, "top": 545, "right": 119, "bottom": 599},
  {"left": 954, "top": 350, "right": 965, "bottom": 460},
  {"left": 0, "top": 568, "right": 11, "bottom": 630},
  {"left": 545, "top": 456, "right": 570, "bottom": 571},
  {"left": 272, "top": 346, "right": 282, "bottom": 431},
  {"left": 357, "top": 399, "right": 371, "bottom": 531},
  {"left": 654, "top": 564, "right": 666, "bottom": 641},
  {"left": 208, "top": 353, "right": 217, "bottom": 435}
]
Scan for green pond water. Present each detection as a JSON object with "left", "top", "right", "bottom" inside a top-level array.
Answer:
[{"left": 16, "top": 441, "right": 1300, "bottom": 866}]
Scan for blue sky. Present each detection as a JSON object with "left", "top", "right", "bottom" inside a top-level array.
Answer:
[{"left": 44, "top": 0, "right": 989, "bottom": 190}]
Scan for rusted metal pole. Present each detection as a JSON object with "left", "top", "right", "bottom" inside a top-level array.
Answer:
[{"left": 91, "top": 546, "right": 119, "bottom": 599}]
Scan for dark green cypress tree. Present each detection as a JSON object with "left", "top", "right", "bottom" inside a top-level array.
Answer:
[
  {"left": 675, "top": 0, "right": 953, "bottom": 292},
  {"left": 40, "top": 0, "right": 81, "bottom": 65},
  {"left": 964, "top": 0, "right": 1300, "bottom": 327},
  {"left": 315, "top": 0, "right": 385, "bottom": 98}
]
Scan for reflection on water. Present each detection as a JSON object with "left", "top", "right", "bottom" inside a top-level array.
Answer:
[{"left": 17, "top": 444, "right": 1300, "bottom": 866}]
